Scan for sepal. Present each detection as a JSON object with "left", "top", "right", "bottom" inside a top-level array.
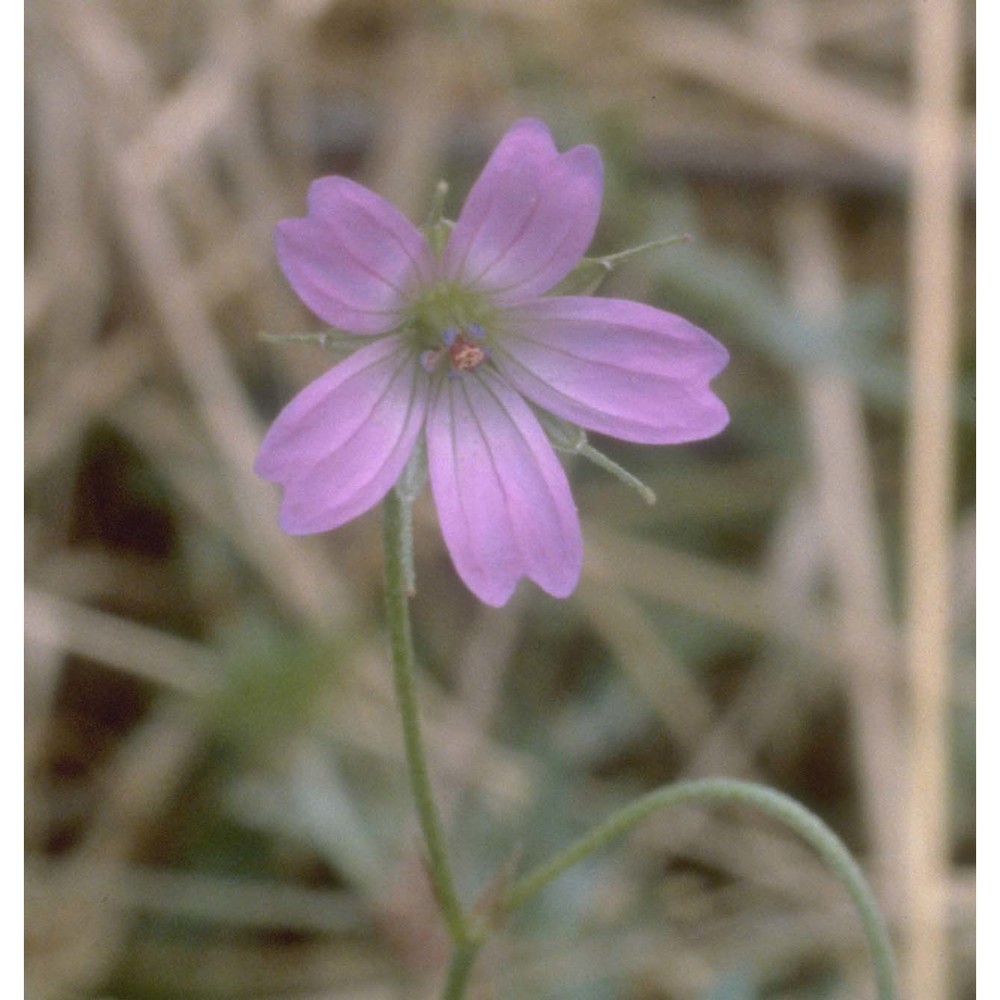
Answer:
[
  {"left": 536, "top": 411, "right": 656, "bottom": 506},
  {"left": 535, "top": 409, "right": 587, "bottom": 454},
  {"left": 395, "top": 434, "right": 428, "bottom": 503},
  {"left": 423, "top": 180, "right": 454, "bottom": 257},
  {"left": 392, "top": 436, "right": 428, "bottom": 597},
  {"left": 259, "top": 329, "right": 370, "bottom": 360},
  {"left": 547, "top": 234, "right": 692, "bottom": 297}
]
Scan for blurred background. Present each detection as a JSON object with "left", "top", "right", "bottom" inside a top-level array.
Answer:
[{"left": 24, "top": 1, "right": 975, "bottom": 998}]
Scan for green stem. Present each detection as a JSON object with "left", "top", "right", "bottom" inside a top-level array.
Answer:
[
  {"left": 441, "top": 940, "right": 482, "bottom": 1000},
  {"left": 501, "top": 778, "right": 897, "bottom": 1000},
  {"left": 382, "top": 490, "right": 469, "bottom": 944},
  {"left": 381, "top": 492, "right": 895, "bottom": 998}
]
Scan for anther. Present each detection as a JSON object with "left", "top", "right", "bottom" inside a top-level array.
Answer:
[{"left": 447, "top": 331, "right": 488, "bottom": 372}]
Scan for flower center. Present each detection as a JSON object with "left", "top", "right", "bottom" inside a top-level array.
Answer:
[
  {"left": 406, "top": 282, "right": 498, "bottom": 378},
  {"left": 446, "top": 326, "right": 487, "bottom": 371},
  {"left": 421, "top": 324, "right": 489, "bottom": 376}
]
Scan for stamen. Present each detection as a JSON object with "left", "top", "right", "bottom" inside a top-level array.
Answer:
[
  {"left": 447, "top": 331, "right": 488, "bottom": 372},
  {"left": 423, "top": 325, "right": 490, "bottom": 377},
  {"left": 420, "top": 349, "right": 443, "bottom": 372}
]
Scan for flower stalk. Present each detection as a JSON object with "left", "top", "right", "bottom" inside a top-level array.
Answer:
[
  {"left": 440, "top": 940, "right": 482, "bottom": 1000},
  {"left": 381, "top": 489, "right": 469, "bottom": 944}
]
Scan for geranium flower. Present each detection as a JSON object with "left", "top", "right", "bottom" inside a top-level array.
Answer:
[{"left": 256, "top": 119, "right": 729, "bottom": 606}]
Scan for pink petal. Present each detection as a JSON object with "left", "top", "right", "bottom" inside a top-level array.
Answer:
[
  {"left": 276, "top": 177, "right": 435, "bottom": 334},
  {"left": 441, "top": 119, "right": 602, "bottom": 303},
  {"left": 494, "top": 297, "right": 730, "bottom": 443},
  {"left": 426, "top": 368, "right": 582, "bottom": 606},
  {"left": 255, "top": 338, "right": 428, "bottom": 533}
]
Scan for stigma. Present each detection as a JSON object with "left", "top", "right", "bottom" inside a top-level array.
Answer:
[{"left": 421, "top": 324, "right": 489, "bottom": 376}]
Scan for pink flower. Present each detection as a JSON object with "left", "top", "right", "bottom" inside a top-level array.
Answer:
[{"left": 256, "top": 119, "right": 729, "bottom": 606}]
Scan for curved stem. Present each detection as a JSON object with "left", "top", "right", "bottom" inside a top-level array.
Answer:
[
  {"left": 501, "top": 778, "right": 897, "bottom": 1000},
  {"left": 382, "top": 490, "right": 469, "bottom": 944}
]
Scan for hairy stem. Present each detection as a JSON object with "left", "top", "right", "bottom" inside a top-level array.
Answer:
[
  {"left": 441, "top": 940, "right": 482, "bottom": 1000},
  {"left": 382, "top": 490, "right": 469, "bottom": 944}
]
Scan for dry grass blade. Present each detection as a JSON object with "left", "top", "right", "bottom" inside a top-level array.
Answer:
[
  {"left": 780, "top": 191, "right": 903, "bottom": 899},
  {"left": 575, "top": 579, "right": 719, "bottom": 752},
  {"left": 583, "top": 519, "right": 843, "bottom": 661},
  {"left": 627, "top": 4, "right": 974, "bottom": 178},
  {"left": 903, "top": 0, "right": 966, "bottom": 996}
]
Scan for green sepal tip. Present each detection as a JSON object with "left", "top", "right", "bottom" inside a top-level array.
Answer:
[
  {"left": 392, "top": 437, "right": 428, "bottom": 597},
  {"left": 259, "top": 329, "right": 367, "bottom": 360},
  {"left": 548, "top": 234, "right": 692, "bottom": 297},
  {"left": 424, "top": 180, "right": 454, "bottom": 257},
  {"left": 537, "top": 411, "right": 656, "bottom": 506}
]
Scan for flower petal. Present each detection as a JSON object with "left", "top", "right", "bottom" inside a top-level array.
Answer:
[
  {"left": 255, "top": 338, "right": 428, "bottom": 532},
  {"left": 276, "top": 177, "right": 435, "bottom": 334},
  {"left": 494, "top": 296, "right": 730, "bottom": 443},
  {"left": 441, "top": 119, "right": 602, "bottom": 303},
  {"left": 426, "top": 368, "right": 582, "bottom": 606}
]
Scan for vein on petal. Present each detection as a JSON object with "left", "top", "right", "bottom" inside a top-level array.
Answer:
[
  {"left": 501, "top": 324, "right": 705, "bottom": 382},
  {"left": 348, "top": 195, "right": 433, "bottom": 290},
  {"left": 285, "top": 219, "right": 415, "bottom": 305},
  {"left": 434, "top": 376, "right": 517, "bottom": 595},
  {"left": 315, "top": 179, "right": 434, "bottom": 288},
  {"left": 300, "top": 348, "right": 421, "bottom": 488},
  {"left": 471, "top": 370, "right": 576, "bottom": 580},
  {"left": 492, "top": 341, "right": 687, "bottom": 434},
  {"left": 461, "top": 186, "right": 545, "bottom": 290}
]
